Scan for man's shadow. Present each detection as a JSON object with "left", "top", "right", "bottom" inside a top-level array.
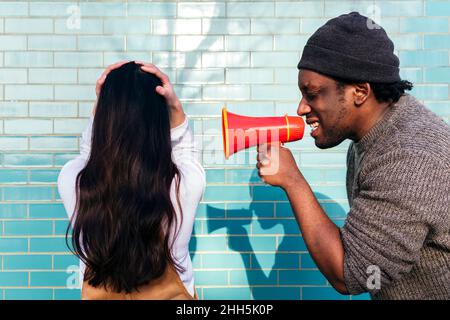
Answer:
[{"left": 205, "top": 169, "right": 347, "bottom": 299}]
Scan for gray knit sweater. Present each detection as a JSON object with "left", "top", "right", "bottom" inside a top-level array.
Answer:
[{"left": 340, "top": 94, "right": 450, "bottom": 300}]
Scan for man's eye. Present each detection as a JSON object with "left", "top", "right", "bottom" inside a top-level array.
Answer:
[{"left": 306, "top": 94, "right": 317, "bottom": 101}]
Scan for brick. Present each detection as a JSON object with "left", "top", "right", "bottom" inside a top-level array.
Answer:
[
  {"left": 29, "top": 169, "right": 60, "bottom": 183},
  {"left": 173, "top": 85, "right": 202, "bottom": 100},
  {"left": 203, "top": 19, "right": 249, "bottom": 35},
  {"left": 251, "top": 84, "right": 299, "bottom": 101},
  {"left": 279, "top": 270, "right": 327, "bottom": 285},
  {"left": 195, "top": 271, "right": 228, "bottom": 285},
  {"left": 192, "top": 235, "right": 228, "bottom": 251},
  {"left": 30, "top": 137, "right": 78, "bottom": 151},
  {"left": 203, "top": 85, "right": 250, "bottom": 101},
  {"left": 0, "top": 272, "right": 28, "bottom": 286},
  {"left": 230, "top": 269, "right": 277, "bottom": 285},
  {"left": 0, "top": 102, "right": 28, "bottom": 116},
  {"left": 3, "top": 186, "right": 53, "bottom": 200},
  {"left": 201, "top": 252, "right": 248, "bottom": 269},
  {"left": 400, "top": 51, "right": 449, "bottom": 67},
  {"left": 0, "top": 2, "right": 28, "bottom": 16},
  {"left": 5, "top": 18, "right": 53, "bottom": 33},
  {"left": 177, "top": 69, "right": 224, "bottom": 84},
  {"left": 4, "top": 221, "right": 53, "bottom": 236},
  {"left": 29, "top": 102, "right": 78, "bottom": 117},
  {"left": 227, "top": 2, "right": 274, "bottom": 17},
  {"left": 303, "top": 287, "right": 349, "bottom": 300},
  {"left": 30, "top": 271, "right": 69, "bottom": 286},
  {"left": 178, "top": 3, "right": 226, "bottom": 18},
  {"left": 252, "top": 52, "right": 300, "bottom": 67},
  {"left": 5, "top": 119, "right": 52, "bottom": 134},
  {"left": 54, "top": 85, "right": 95, "bottom": 101},
  {"left": 390, "top": 35, "right": 422, "bottom": 50},
  {"left": 203, "top": 287, "right": 250, "bottom": 300},
  {"left": 29, "top": 237, "right": 71, "bottom": 253},
  {"left": 401, "top": 68, "right": 423, "bottom": 83},
  {"left": 28, "top": 36, "right": 76, "bottom": 51},
  {"left": 0, "top": 238, "right": 28, "bottom": 252},
  {"left": 324, "top": 1, "right": 377, "bottom": 17},
  {"left": 154, "top": 19, "right": 201, "bottom": 35},
  {"left": 5, "top": 85, "right": 53, "bottom": 101},
  {"left": 55, "top": 52, "right": 102, "bottom": 67},
  {"left": 29, "top": 69, "right": 77, "bottom": 84},
  {"left": 253, "top": 287, "right": 300, "bottom": 300},
  {"left": 0, "top": 204, "right": 27, "bottom": 218},
  {"left": 5, "top": 289, "right": 53, "bottom": 300},
  {"left": 277, "top": 1, "right": 324, "bottom": 17},
  {"left": 5, "top": 52, "right": 53, "bottom": 67},
  {"left": 378, "top": 1, "right": 423, "bottom": 17},
  {"left": 54, "top": 118, "right": 89, "bottom": 134},
  {"left": 0, "top": 170, "right": 28, "bottom": 184},
  {"left": 54, "top": 289, "right": 81, "bottom": 300},
  {"left": 30, "top": 2, "right": 78, "bottom": 17},
  {"left": 275, "top": 68, "right": 299, "bottom": 84},
  {"left": 252, "top": 18, "right": 300, "bottom": 34},
  {"left": 6, "top": 155, "right": 51, "bottom": 172},
  {"left": 177, "top": 35, "right": 223, "bottom": 51},
  {"left": 425, "top": 35, "right": 450, "bottom": 49},
  {"left": 202, "top": 52, "right": 250, "bottom": 68},
  {"left": 54, "top": 18, "right": 103, "bottom": 34},
  {"left": 104, "top": 18, "right": 151, "bottom": 34},
  {"left": 426, "top": 0, "right": 450, "bottom": 16},
  {"left": 425, "top": 68, "right": 450, "bottom": 83},
  {"left": 225, "top": 35, "right": 272, "bottom": 51},
  {"left": 127, "top": 2, "right": 176, "bottom": 17},
  {"left": 53, "top": 254, "right": 78, "bottom": 270},
  {"left": 127, "top": 36, "right": 174, "bottom": 51},
  {"left": 29, "top": 204, "right": 66, "bottom": 219},
  {"left": 400, "top": 17, "right": 449, "bottom": 33},
  {"left": 0, "top": 36, "right": 27, "bottom": 50},
  {"left": 274, "top": 35, "right": 309, "bottom": 51},
  {"left": 411, "top": 84, "right": 448, "bottom": 100},
  {"left": 79, "top": 2, "right": 126, "bottom": 17},
  {"left": 78, "top": 36, "right": 125, "bottom": 51}
]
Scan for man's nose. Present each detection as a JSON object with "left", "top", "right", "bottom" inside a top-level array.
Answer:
[{"left": 297, "top": 97, "right": 311, "bottom": 116}]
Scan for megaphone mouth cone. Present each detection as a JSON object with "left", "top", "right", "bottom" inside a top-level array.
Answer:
[
  {"left": 221, "top": 108, "right": 305, "bottom": 159},
  {"left": 222, "top": 107, "right": 230, "bottom": 159}
]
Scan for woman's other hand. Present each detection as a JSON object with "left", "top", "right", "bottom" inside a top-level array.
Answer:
[{"left": 137, "top": 62, "right": 186, "bottom": 128}]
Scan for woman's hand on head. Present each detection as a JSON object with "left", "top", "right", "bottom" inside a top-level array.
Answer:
[
  {"left": 93, "top": 60, "right": 129, "bottom": 115},
  {"left": 137, "top": 62, "right": 186, "bottom": 128}
]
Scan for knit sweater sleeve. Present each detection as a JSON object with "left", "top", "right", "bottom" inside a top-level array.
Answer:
[{"left": 340, "top": 149, "right": 450, "bottom": 295}]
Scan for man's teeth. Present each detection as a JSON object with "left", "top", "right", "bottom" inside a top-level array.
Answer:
[{"left": 309, "top": 122, "right": 319, "bottom": 131}]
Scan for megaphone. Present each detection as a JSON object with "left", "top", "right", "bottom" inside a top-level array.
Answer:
[{"left": 222, "top": 107, "right": 305, "bottom": 159}]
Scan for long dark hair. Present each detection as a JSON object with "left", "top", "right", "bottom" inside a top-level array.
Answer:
[{"left": 67, "top": 62, "right": 182, "bottom": 293}]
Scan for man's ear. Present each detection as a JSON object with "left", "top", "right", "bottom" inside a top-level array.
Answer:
[{"left": 353, "top": 83, "right": 370, "bottom": 107}]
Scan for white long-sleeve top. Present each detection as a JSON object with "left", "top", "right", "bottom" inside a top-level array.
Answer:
[{"left": 57, "top": 115, "right": 206, "bottom": 297}]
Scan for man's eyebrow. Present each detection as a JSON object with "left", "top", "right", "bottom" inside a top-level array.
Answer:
[{"left": 300, "top": 84, "right": 323, "bottom": 92}]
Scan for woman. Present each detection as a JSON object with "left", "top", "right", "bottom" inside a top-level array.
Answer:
[{"left": 57, "top": 61, "right": 205, "bottom": 299}]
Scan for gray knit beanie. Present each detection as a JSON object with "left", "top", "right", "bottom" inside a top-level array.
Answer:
[{"left": 297, "top": 12, "right": 400, "bottom": 83}]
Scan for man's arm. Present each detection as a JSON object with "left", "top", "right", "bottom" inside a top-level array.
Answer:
[
  {"left": 257, "top": 143, "right": 348, "bottom": 293},
  {"left": 258, "top": 144, "right": 446, "bottom": 296},
  {"left": 284, "top": 173, "right": 348, "bottom": 294}
]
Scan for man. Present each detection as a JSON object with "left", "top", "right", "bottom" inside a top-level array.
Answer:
[{"left": 257, "top": 12, "right": 450, "bottom": 299}]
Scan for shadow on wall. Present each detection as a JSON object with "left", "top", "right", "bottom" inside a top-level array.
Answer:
[{"left": 201, "top": 169, "right": 361, "bottom": 300}]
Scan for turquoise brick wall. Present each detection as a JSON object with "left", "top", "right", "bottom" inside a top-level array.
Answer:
[{"left": 0, "top": 0, "right": 449, "bottom": 300}]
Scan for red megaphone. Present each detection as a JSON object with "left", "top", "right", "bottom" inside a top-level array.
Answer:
[{"left": 222, "top": 107, "right": 305, "bottom": 159}]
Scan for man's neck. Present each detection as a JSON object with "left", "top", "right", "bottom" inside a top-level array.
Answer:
[{"left": 353, "top": 100, "right": 392, "bottom": 142}]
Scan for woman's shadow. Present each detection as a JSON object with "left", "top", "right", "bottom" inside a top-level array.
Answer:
[{"left": 205, "top": 169, "right": 347, "bottom": 299}]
